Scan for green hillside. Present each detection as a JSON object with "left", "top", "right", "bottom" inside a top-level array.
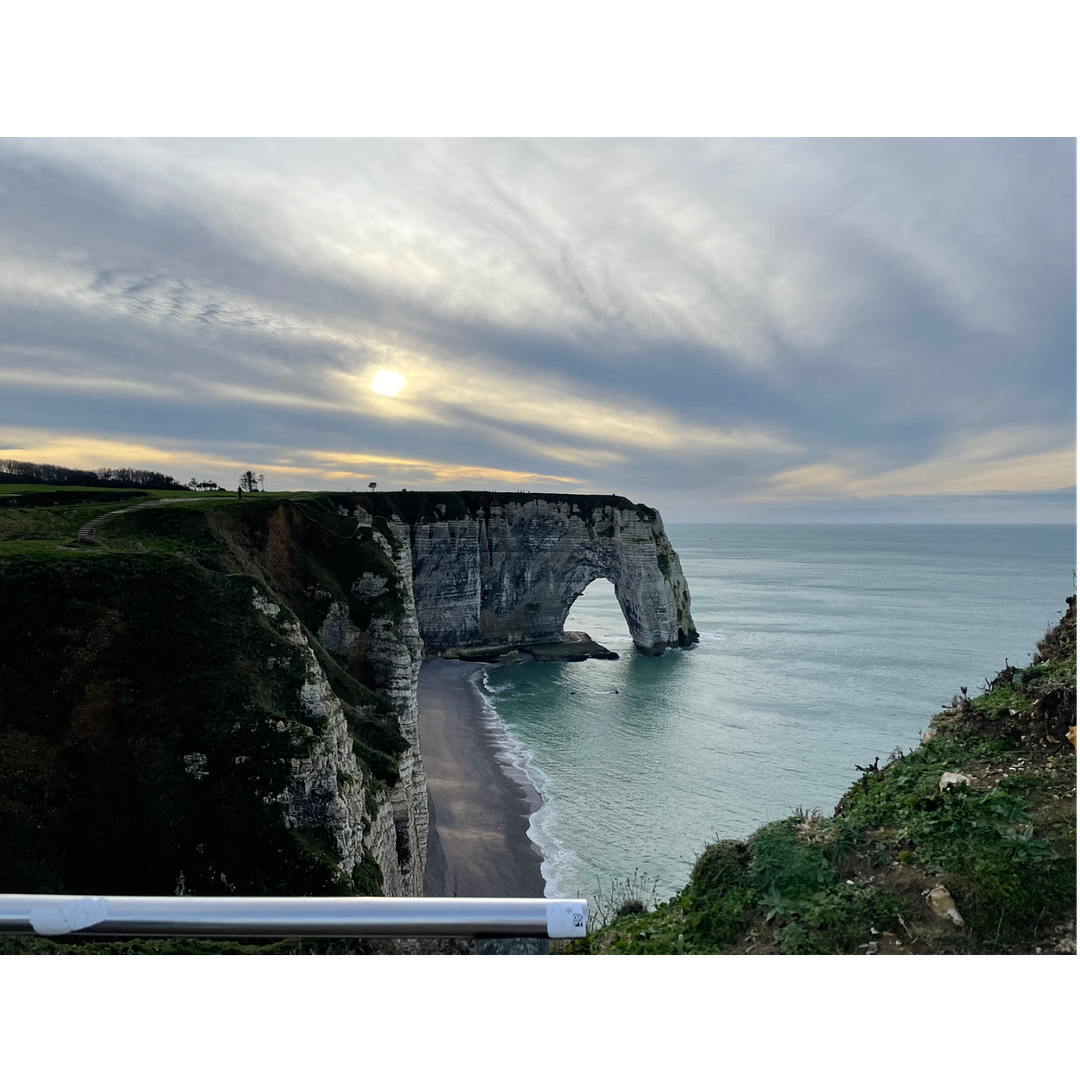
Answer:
[{"left": 570, "top": 596, "right": 1076, "bottom": 955}]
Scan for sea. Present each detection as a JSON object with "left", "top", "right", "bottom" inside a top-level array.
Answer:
[{"left": 474, "top": 523, "right": 1076, "bottom": 902}]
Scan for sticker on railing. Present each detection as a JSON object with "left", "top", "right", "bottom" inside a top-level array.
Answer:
[
  {"left": 546, "top": 901, "right": 587, "bottom": 938},
  {"left": 29, "top": 897, "right": 110, "bottom": 936}
]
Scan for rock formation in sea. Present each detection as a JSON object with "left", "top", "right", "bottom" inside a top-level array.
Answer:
[{"left": 372, "top": 491, "right": 698, "bottom": 657}]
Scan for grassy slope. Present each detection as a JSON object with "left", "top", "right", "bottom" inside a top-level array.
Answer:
[
  {"left": 0, "top": 484, "right": 235, "bottom": 497},
  {"left": 570, "top": 597, "right": 1076, "bottom": 955},
  {"left": 0, "top": 491, "right": 412, "bottom": 908}
]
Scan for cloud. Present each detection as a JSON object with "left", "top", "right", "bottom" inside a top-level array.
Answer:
[
  {"left": 751, "top": 426, "right": 1076, "bottom": 502},
  {"left": 331, "top": 355, "right": 801, "bottom": 458},
  {"left": 0, "top": 426, "right": 254, "bottom": 478},
  {"left": 0, "top": 139, "right": 1073, "bottom": 522},
  {"left": 295, "top": 449, "right": 580, "bottom": 488},
  {"left": 0, "top": 426, "right": 585, "bottom": 492}
]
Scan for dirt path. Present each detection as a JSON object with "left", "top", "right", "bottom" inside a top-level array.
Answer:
[{"left": 75, "top": 496, "right": 234, "bottom": 544}]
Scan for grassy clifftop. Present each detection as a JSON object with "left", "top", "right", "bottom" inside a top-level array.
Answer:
[
  {"left": 571, "top": 597, "right": 1076, "bottom": 955},
  {"left": 349, "top": 489, "right": 657, "bottom": 526}
]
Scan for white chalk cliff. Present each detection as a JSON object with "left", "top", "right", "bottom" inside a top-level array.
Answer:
[
  {"left": 401, "top": 495, "right": 698, "bottom": 656},
  {"left": 255, "top": 492, "right": 696, "bottom": 899}
]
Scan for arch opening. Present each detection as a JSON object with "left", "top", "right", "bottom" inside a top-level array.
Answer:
[{"left": 563, "top": 576, "right": 635, "bottom": 653}]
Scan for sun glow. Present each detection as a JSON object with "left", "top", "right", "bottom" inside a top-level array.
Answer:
[{"left": 370, "top": 370, "right": 406, "bottom": 396}]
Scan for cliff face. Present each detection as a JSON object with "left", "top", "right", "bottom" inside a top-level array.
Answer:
[
  {"left": 210, "top": 499, "right": 429, "bottom": 898},
  {"left": 0, "top": 498, "right": 428, "bottom": 900},
  {"left": 364, "top": 492, "right": 697, "bottom": 657},
  {"left": 306, "top": 511, "right": 428, "bottom": 897},
  {"left": 0, "top": 488, "right": 696, "bottom": 903}
]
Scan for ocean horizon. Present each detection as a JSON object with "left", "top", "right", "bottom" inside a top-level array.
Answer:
[{"left": 472, "top": 522, "right": 1076, "bottom": 901}]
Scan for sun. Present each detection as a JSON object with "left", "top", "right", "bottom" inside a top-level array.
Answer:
[{"left": 371, "top": 370, "right": 406, "bottom": 396}]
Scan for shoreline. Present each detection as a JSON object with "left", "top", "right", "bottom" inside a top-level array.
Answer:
[{"left": 418, "top": 658, "right": 547, "bottom": 898}]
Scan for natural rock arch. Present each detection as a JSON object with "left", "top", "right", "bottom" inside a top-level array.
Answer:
[{"left": 394, "top": 493, "right": 698, "bottom": 657}]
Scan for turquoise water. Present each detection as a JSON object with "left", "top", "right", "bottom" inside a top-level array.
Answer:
[{"left": 478, "top": 524, "right": 1077, "bottom": 901}]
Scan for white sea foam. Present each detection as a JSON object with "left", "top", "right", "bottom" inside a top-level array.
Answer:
[{"left": 473, "top": 667, "right": 582, "bottom": 898}]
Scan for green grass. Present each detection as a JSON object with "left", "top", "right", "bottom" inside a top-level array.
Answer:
[
  {"left": 0, "top": 554, "right": 346, "bottom": 896},
  {"left": 571, "top": 600, "right": 1077, "bottom": 955},
  {"left": 0, "top": 486, "right": 265, "bottom": 547},
  {"left": 0, "top": 501, "right": 138, "bottom": 542},
  {"left": 0, "top": 935, "right": 394, "bottom": 955},
  {"left": 0, "top": 483, "right": 236, "bottom": 498},
  {"left": 0, "top": 540, "right": 115, "bottom": 558},
  {"left": 351, "top": 489, "right": 658, "bottom": 526}
]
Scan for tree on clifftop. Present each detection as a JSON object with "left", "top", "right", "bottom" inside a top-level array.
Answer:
[{"left": 239, "top": 470, "right": 259, "bottom": 492}]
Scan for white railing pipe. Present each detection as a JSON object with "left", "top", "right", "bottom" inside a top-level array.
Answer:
[{"left": 0, "top": 894, "right": 588, "bottom": 940}]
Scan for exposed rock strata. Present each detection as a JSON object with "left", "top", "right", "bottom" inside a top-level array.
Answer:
[
  {"left": 252, "top": 589, "right": 369, "bottom": 885},
  {"left": 232, "top": 502, "right": 430, "bottom": 898},
  {"left": 310, "top": 515, "right": 428, "bottom": 897},
  {"left": 390, "top": 495, "right": 698, "bottom": 657},
  {"left": 245, "top": 579, "right": 422, "bottom": 897}
]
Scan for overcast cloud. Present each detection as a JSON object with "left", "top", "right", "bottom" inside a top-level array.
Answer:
[{"left": 0, "top": 137, "right": 1073, "bottom": 521}]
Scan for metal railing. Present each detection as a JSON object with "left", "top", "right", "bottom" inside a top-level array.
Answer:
[{"left": 0, "top": 894, "right": 588, "bottom": 940}]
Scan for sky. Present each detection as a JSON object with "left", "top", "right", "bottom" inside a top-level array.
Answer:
[{"left": 0, "top": 137, "right": 1074, "bottom": 522}]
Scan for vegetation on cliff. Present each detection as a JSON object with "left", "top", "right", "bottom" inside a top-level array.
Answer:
[
  {"left": 352, "top": 489, "right": 657, "bottom": 527},
  {"left": 569, "top": 597, "right": 1076, "bottom": 955},
  {"left": 0, "top": 487, "right": 413, "bottom": 905}
]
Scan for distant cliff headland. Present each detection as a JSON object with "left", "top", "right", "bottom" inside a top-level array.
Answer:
[{"left": 0, "top": 483, "right": 696, "bottom": 924}]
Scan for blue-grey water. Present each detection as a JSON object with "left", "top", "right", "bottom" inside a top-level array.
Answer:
[{"left": 476, "top": 524, "right": 1076, "bottom": 901}]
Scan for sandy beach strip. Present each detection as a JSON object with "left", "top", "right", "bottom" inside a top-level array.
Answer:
[{"left": 418, "top": 659, "right": 546, "bottom": 898}]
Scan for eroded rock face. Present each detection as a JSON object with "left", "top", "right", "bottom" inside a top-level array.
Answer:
[
  {"left": 255, "top": 576, "right": 427, "bottom": 899},
  {"left": 244, "top": 499, "right": 431, "bottom": 898},
  {"left": 404, "top": 497, "right": 697, "bottom": 656},
  {"left": 316, "top": 515, "right": 429, "bottom": 897},
  {"left": 253, "top": 589, "right": 369, "bottom": 884}
]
